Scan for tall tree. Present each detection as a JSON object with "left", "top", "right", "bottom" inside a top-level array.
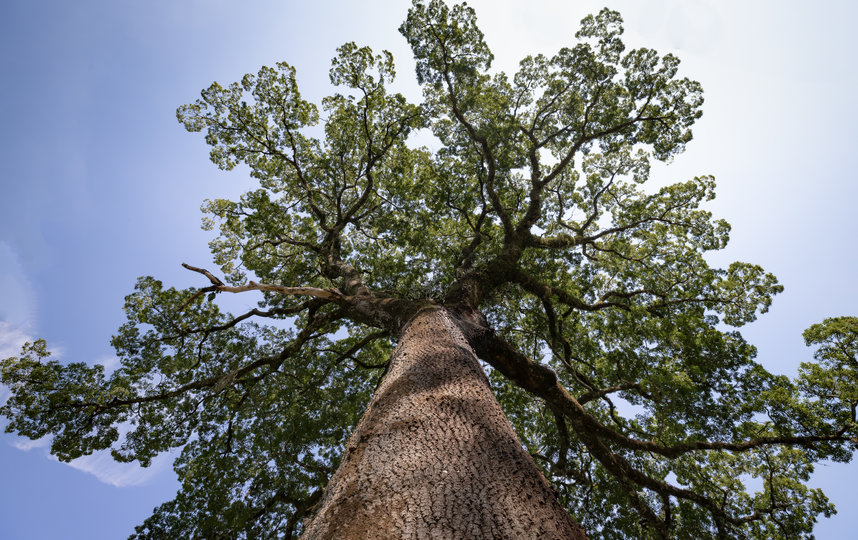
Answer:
[{"left": 2, "top": 1, "right": 856, "bottom": 537}]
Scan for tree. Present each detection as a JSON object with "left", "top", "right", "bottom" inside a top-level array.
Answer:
[{"left": 1, "top": 0, "right": 856, "bottom": 537}]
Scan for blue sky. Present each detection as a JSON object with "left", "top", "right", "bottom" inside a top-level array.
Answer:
[{"left": 1, "top": 1, "right": 856, "bottom": 538}]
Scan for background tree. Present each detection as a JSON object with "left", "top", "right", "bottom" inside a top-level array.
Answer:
[{"left": 2, "top": 1, "right": 857, "bottom": 538}]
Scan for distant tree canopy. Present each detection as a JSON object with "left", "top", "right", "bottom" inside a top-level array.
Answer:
[{"left": 2, "top": 2, "right": 857, "bottom": 538}]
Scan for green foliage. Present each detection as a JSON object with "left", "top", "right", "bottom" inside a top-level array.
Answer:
[
  {"left": 3, "top": 278, "right": 388, "bottom": 537},
  {"left": 2, "top": 2, "right": 855, "bottom": 538},
  {"left": 1, "top": 340, "right": 122, "bottom": 461},
  {"left": 797, "top": 317, "right": 858, "bottom": 457}
]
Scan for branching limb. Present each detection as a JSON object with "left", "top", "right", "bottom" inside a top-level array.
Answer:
[
  {"left": 507, "top": 267, "right": 626, "bottom": 312},
  {"left": 181, "top": 262, "right": 344, "bottom": 304},
  {"left": 418, "top": 19, "right": 512, "bottom": 240},
  {"left": 248, "top": 488, "right": 324, "bottom": 540},
  {"left": 320, "top": 330, "right": 390, "bottom": 370},
  {"left": 454, "top": 309, "right": 855, "bottom": 533},
  {"left": 166, "top": 301, "right": 322, "bottom": 340},
  {"left": 48, "top": 305, "right": 345, "bottom": 426},
  {"left": 468, "top": 314, "right": 857, "bottom": 458},
  {"left": 577, "top": 382, "right": 648, "bottom": 406},
  {"left": 552, "top": 407, "right": 570, "bottom": 472}
]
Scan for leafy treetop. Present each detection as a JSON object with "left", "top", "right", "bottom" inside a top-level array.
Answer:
[{"left": 2, "top": 2, "right": 856, "bottom": 538}]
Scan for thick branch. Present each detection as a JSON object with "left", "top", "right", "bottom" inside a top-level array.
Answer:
[
  {"left": 453, "top": 308, "right": 855, "bottom": 532},
  {"left": 507, "top": 267, "right": 625, "bottom": 312},
  {"left": 466, "top": 315, "right": 856, "bottom": 458},
  {"left": 182, "top": 262, "right": 344, "bottom": 303}
]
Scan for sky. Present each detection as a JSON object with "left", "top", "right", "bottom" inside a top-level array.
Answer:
[{"left": 1, "top": 0, "right": 856, "bottom": 538}]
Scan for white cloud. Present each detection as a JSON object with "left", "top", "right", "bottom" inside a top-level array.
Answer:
[
  {"left": 62, "top": 449, "right": 172, "bottom": 487},
  {"left": 4, "top": 417, "right": 172, "bottom": 487},
  {"left": 0, "top": 321, "right": 64, "bottom": 361},
  {"left": 64, "top": 419, "right": 174, "bottom": 487},
  {"left": 0, "top": 321, "right": 35, "bottom": 410},
  {"left": 96, "top": 355, "right": 121, "bottom": 375},
  {"left": 0, "top": 320, "right": 34, "bottom": 360},
  {"left": 11, "top": 435, "right": 52, "bottom": 451}
]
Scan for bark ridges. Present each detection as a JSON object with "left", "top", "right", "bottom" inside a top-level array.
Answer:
[{"left": 301, "top": 307, "right": 587, "bottom": 539}]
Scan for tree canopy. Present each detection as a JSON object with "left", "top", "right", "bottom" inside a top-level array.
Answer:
[{"left": 2, "top": 1, "right": 857, "bottom": 538}]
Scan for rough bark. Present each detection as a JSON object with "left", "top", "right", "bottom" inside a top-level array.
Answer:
[{"left": 301, "top": 306, "right": 587, "bottom": 539}]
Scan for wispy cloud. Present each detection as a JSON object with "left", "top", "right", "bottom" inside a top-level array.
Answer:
[
  {"left": 58, "top": 421, "right": 175, "bottom": 487},
  {"left": 11, "top": 435, "right": 52, "bottom": 451},
  {"left": 61, "top": 449, "right": 172, "bottom": 487},
  {"left": 0, "top": 320, "right": 34, "bottom": 360},
  {"left": 96, "top": 354, "right": 121, "bottom": 375},
  {"left": 0, "top": 320, "right": 64, "bottom": 361},
  {"left": 5, "top": 428, "right": 173, "bottom": 487},
  {"left": 0, "top": 321, "right": 35, "bottom": 410}
]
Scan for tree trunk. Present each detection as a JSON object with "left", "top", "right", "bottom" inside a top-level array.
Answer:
[{"left": 301, "top": 306, "right": 587, "bottom": 539}]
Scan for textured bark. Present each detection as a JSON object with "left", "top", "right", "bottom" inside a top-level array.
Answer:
[{"left": 301, "top": 306, "right": 587, "bottom": 539}]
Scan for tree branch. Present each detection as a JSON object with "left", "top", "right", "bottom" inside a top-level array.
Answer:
[{"left": 181, "top": 263, "right": 344, "bottom": 303}]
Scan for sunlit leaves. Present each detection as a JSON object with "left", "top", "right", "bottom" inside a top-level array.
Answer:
[
  {"left": 796, "top": 317, "right": 858, "bottom": 456},
  {"left": 400, "top": 0, "right": 493, "bottom": 87}
]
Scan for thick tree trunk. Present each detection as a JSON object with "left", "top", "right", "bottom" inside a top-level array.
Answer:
[{"left": 301, "top": 306, "right": 587, "bottom": 539}]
